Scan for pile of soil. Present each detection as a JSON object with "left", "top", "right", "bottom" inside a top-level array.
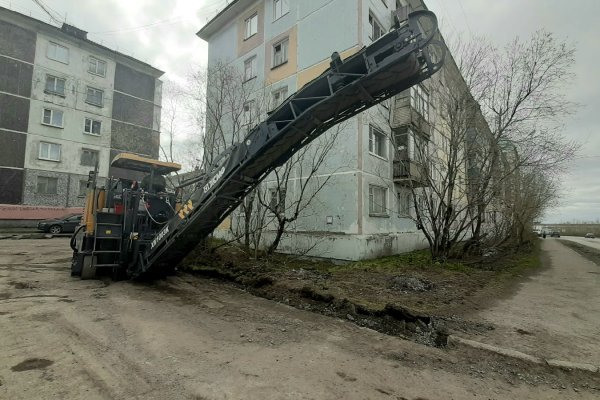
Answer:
[{"left": 180, "top": 242, "right": 540, "bottom": 347}]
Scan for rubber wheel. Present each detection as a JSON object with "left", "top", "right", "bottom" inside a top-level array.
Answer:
[
  {"left": 49, "top": 225, "right": 62, "bottom": 234},
  {"left": 81, "top": 255, "right": 97, "bottom": 280}
]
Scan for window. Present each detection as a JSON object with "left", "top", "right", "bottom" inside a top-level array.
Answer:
[
  {"left": 369, "top": 185, "right": 388, "bottom": 215},
  {"left": 38, "top": 142, "right": 61, "bottom": 162},
  {"left": 78, "top": 180, "right": 88, "bottom": 197},
  {"left": 84, "top": 118, "right": 101, "bottom": 135},
  {"left": 272, "top": 86, "right": 288, "bottom": 109},
  {"left": 273, "top": 0, "right": 289, "bottom": 20},
  {"left": 44, "top": 75, "right": 66, "bottom": 96},
  {"left": 81, "top": 149, "right": 99, "bottom": 167},
  {"left": 36, "top": 176, "right": 58, "bottom": 194},
  {"left": 245, "top": 13, "right": 258, "bottom": 39},
  {"left": 272, "top": 38, "right": 289, "bottom": 68},
  {"left": 398, "top": 191, "right": 411, "bottom": 216},
  {"left": 86, "top": 87, "right": 104, "bottom": 107},
  {"left": 269, "top": 187, "right": 286, "bottom": 214},
  {"left": 411, "top": 84, "right": 429, "bottom": 119},
  {"left": 88, "top": 56, "right": 107, "bottom": 77},
  {"left": 47, "top": 42, "right": 69, "bottom": 63},
  {"left": 369, "top": 12, "right": 384, "bottom": 41},
  {"left": 244, "top": 56, "right": 257, "bottom": 81},
  {"left": 243, "top": 100, "right": 255, "bottom": 128},
  {"left": 369, "top": 125, "right": 387, "bottom": 158},
  {"left": 42, "top": 108, "right": 64, "bottom": 128}
]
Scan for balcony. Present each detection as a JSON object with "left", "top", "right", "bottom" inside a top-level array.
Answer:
[
  {"left": 393, "top": 159, "right": 428, "bottom": 187},
  {"left": 393, "top": 104, "right": 431, "bottom": 137}
]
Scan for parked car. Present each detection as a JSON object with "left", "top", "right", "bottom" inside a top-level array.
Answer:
[
  {"left": 585, "top": 233, "right": 596, "bottom": 239},
  {"left": 550, "top": 231, "right": 561, "bottom": 238},
  {"left": 37, "top": 214, "right": 82, "bottom": 234}
]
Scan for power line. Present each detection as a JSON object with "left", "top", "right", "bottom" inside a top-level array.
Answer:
[{"left": 31, "top": 0, "right": 62, "bottom": 25}]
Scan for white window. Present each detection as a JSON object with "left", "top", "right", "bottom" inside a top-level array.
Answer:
[
  {"left": 42, "top": 108, "right": 64, "bottom": 128},
  {"left": 369, "top": 185, "right": 388, "bottom": 215},
  {"left": 86, "top": 87, "right": 104, "bottom": 107},
  {"left": 398, "top": 191, "right": 411, "bottom": 216},
  {"left": 272, "top": 86, "right": 288, "bottom": 108},
  {"left": 245, "top": 13, "right": 258, "bottom": 39},
  {"left": 38, "top": 141, "right": 61, "bottom": 162},
  {"left": 411, "top": 84, "right": 429, "bottom": 119},
  {"left": 244, "top": 56, "right": 257, "bottom": 81},
  {"left": 37, "top": 176, "right": 58, "bottom": 194},
  {"left": 44, "top": 75, "right": 65, "bottom": 96},
  {"left": 84, "top": 118, "right": 101, "bottom": 135},
  {"left": 47, "top": 42, "right": 69, "bottom": 64},
  {"left": 88, "top": 56, "right": 107, "bottom": 77},
  {"left": 369, "top": 12, "right": 384, "bottom": 41},
  {"left": 273, "top": 38, "right": 289, "bottom": 68},
  {"left": 273, "top": 0, "right": 289, "bottom": 20},
  {"left": 81, "top": 149, "right": 99, "bottom": 167},
  {"left": 78, "top": 180, "right": 88, "bottom": 197},
  {"left": 369, "top": 125, "right": 387, "bottom": 158}
]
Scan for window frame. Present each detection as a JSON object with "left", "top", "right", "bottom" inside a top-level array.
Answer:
[
  {"left": 411, "top": 84, "right": 430, "bottom": 119},
  {"left": 368, "top": 12, "right": 384, "bottom": 41},
  {"left": 85, "top": 86, "right": 104, "bottom": 107},
  {"left": 273, "top": 0, "right": 290, "bottom": 21},
  {"left": 47, "top": 41, "right": 69, "bottom": 64},
  {"left": 272, "top": 37, "right": 289, "bottom": 68},
  {"left": 271, "top": 86, "right": 288, "bottom": 109},
  {"left": 397, "top": 191, "right": 411, "bottom": 216},
  {"left": 36, "top": 176, "right": 59, "bottom": 195},
  {"left": 44, "top": 75, "right": 66, "bottom": 96},
  {"left": 80, "top": 148, "right": 100, "bottom": 167},
  {"left": 83, "top": 117, "right": 102, "bottom": 136},
  {"left": 244, "top": 55, "right": 257, "bottom": 82},
  {"left": 42, "top": 108, "right": 64, "bottom": 128},
  {"left": 38, "top": 141, "right": 61, "bottom": 162},
  {"left": 78, "top": 180, "right": 88, "bottom": 197},
  {"left": 244, "top": 13, "right": 258, "bottom": 39},
  {"left": 368, "top": 125, "right": 387, "bottom": 160},
  {"left": 368, "top": 184, "right": 388, "bottom": 216},
  {"left": 88, "top": 56, "right": 107, "bottom": 77}
]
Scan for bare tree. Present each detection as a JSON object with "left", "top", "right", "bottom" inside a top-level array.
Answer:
[{"left": 256, "top": 124, "right": 345, "bottom": 254}]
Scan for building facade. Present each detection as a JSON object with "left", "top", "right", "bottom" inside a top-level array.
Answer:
[
  {"left": 0, "top": 7, "right": 163, "bottom": 222},
  {"left": 197, "top": 0, "right": 465, "bottom": 260}
]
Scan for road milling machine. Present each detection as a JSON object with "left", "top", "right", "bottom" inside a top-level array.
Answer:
[{"left": 70, "top": 9, "right": 445, "bottom": 279}]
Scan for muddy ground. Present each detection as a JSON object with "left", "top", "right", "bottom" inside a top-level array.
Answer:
[
  {"left": 2, "top": 238, "right": 600, "bottom": 399},
  {"left": 180, "top": 241, "right": 542, "bottom": 346}
]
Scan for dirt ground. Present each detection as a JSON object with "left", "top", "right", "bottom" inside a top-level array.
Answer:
[{"left": 1, "top": 238, "right": 599, "bottom": 399}]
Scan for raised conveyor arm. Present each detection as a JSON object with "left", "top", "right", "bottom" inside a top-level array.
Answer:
[{"left": 134, "top": 10, "right": 445, "bottom": 278}]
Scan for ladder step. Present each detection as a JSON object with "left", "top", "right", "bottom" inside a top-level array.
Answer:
[
  {"left": 94, "top": 263, "right": 119, "bottom": 267},
  {"left": 93, "top": 250, "right": 121, "bottom": 254},
  {"left": 96, "top": 223, "right": 122, "bottom": 226},
  {"left": 95, "top": 236, "right": 121, "bottom": 239}
]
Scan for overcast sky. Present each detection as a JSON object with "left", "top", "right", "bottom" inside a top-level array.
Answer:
[{"left": 3, "top": 0, "right": 598, "bottom": 223}]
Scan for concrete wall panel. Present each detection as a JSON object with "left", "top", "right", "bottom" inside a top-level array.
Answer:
[
  {"left": 110, "top": 120, "right": 158, "bottom": 157},
  {"left": 0, "top": 130, "right": 26, "bottom": 168},
  {"left": 0, "top": 167, "right": 23, "bottom": 204},
  {"left": 0, "top": 93, "right": 29, "bottom": 132},
  {"left": 0, "top": 20, "right": 36, "bottom": 63},
  {"left": 0, "top": 56, "right": 33, "bottom": 97},
  {"left": 114, "top": 63, "right": 155, "bottom": 101},
  {"left": 112, "top": 92, "right": 154, "bottom": 129}
]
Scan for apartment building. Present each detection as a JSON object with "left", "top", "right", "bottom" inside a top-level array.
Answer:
[
  {"left": 197, "top": 0, "right": 466, "bottom": 260},
  {"left": 0, "top": 7, "right": 163, "bottom": 222}
]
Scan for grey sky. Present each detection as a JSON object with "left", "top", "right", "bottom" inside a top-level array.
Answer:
[{"left": 4, "top": 0, "right": 597, "bottom": 222}]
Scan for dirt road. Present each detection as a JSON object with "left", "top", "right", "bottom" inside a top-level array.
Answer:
[
  {"left": 1, "top": 239, "right": 598, "bottom": 399},
  {"left": 466, "top": 238, "right": 600, "bottom": 366}
]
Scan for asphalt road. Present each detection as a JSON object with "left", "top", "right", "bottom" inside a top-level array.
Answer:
[
  {"left": 560, "top": 235, "right": 600, "bottom": 251},
  {"left": 1, "top": 238, "right": 599, "bottom": 399}
]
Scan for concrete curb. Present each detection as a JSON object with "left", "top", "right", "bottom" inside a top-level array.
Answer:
[{"left": 448, "top": 335, "right": 599, "bottom": 373}]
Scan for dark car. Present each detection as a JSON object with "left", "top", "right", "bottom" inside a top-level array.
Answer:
[
  {"left": 550, "top": 231, "right": 561, "bottom": 238},
  {"left": 37, "top": 214, "right": 82, "bottom": 234},
  {"left": 585, "top": 233, "right": 596, "bottom": 239}
]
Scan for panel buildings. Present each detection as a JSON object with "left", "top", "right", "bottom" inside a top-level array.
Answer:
[
  {"left": 0, "top": 7, "right": 163, "bottom": 223},
  {"left": 197, "top": 0, "right": 472, "bottom": 260}
]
